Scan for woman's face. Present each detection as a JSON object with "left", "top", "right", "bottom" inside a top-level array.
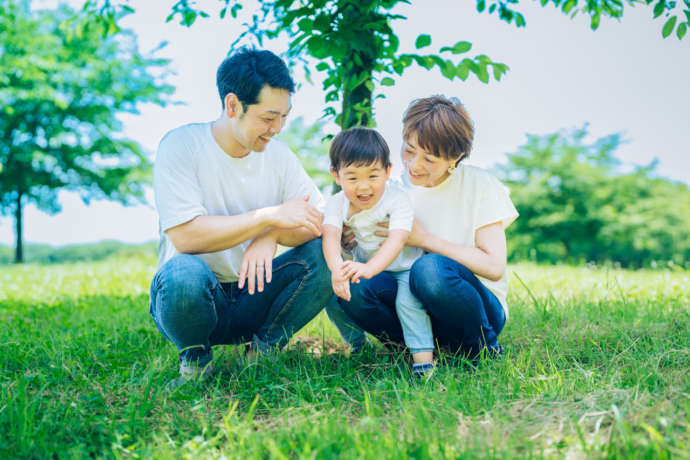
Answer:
[{"left": 401, "top": 134, "right": 461, "bottom": 187}]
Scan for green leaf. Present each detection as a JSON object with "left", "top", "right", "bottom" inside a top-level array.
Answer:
[
  {"left": 298, "top": 18, "right": 313, "bottom": 33},
  {"left": 381, "top": 77, "right": 395, "bottom": 86},
  {"left": 677, "top": 22, "right": 687, "bottom": 39},
  {"left": 475, "top": 63, "right": 489, "bottom": 83},
  {"left": 562, "top": 0, "right": 577, "bottom": 14},
  {"left": 316, "top": 62, "right": 330, "bottom": 71},
  {"left": 653, "top": 0, "right": 665, "bottom": 19},
  {"left": 440, "top": 40, "right": 472, "bottom": 54},
  {"left": 515, "top": 13, "right": 526, "bottom": 27},
  {"left": 662, "top": 15, "right": 677, "bottom": 38},
  {"left": 415, "top": 34, "right": 431, "bottom": 49},
  {"left": 477, "top": 0, "right": 486, "bottom": 13}
]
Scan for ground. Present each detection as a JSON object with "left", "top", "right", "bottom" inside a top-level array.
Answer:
[{"left": 1, "top": 254, "right": 688, "bottom": 458}]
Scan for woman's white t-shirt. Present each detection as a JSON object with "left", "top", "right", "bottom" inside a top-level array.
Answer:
[{"left": 404, "top": 164, "right": 518, "bottom": 319}]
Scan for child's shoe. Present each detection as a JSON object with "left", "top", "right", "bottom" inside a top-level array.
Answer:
[{"left": 412, "top": 362, "right": 435, "bottom": 379}]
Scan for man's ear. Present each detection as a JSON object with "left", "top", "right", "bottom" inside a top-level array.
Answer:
[
  {"left": 330, "top": 168, "right": 341, "bottom": 186},
  {"left": 223, "top": 93, "right": 243, "bottom": 119}
]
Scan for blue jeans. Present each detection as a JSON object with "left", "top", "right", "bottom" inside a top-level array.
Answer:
[
  {"left": 339, "top": 254, "right": 506, "bottom": 355},
  {"left": 149, "top": 238, "right": 331, "bottom": 365},
  {"left": 326, "top": 270, "right": 434, "bottom": 353}
]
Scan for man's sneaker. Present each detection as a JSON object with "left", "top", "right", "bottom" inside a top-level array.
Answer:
[
  {"left": 412, "top": 362, "right": 436, "bottom": 379},
  {"left": 165, "top": 360, "right": 213, "bottom": 391}
]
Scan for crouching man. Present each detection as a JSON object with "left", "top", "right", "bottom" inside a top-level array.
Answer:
[{"left": 149, "top": 48, "right": 331, "bottom": 389}]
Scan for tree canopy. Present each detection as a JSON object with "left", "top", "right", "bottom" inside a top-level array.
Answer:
[
  {"left": 0, "top": 1, "right": 173, "bottom": 262},
  {"left": 84, "top": 0, "right": 689, "bottom": 129}
]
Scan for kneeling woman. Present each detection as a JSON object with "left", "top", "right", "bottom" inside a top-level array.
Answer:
[{"left": 338, "top": 96, "right": 518, "bottom": 358}]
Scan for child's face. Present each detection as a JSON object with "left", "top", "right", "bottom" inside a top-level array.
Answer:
[
  {"left": 401, "top": 133, "right": 461, "bottom": 187},
  {"left": 332, "top": 161, "right": 391, "bottom": 212}
]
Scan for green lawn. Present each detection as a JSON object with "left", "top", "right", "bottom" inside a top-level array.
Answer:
[{"left": 1, "top": 254, "right": 688, "bottom": 459}]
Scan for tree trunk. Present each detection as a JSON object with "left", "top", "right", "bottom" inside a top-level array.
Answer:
[
  {"left": 14, "top": 191, "right": 23, "bottom": 264},
  {"left": 340, "top": 46, "right": 374, "bottom": 129},
  {"left": 341, "top": 75, "right": 373, "bottom": 129}
]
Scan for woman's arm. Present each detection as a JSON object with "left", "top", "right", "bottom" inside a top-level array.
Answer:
[{"left": 405, "top": 220, "right": 507, "bottom": 281}]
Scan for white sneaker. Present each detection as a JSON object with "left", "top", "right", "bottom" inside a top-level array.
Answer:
[{"left": 165, "top": 360, "right": 213, "bottom": 391}]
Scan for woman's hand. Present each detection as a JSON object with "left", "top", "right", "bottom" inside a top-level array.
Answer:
[
  {"left": 374, "top": 218, "right": 429, "bottom": 250},
  {"left": 341, "top": 224, "right": 357, "bottom": 252}
]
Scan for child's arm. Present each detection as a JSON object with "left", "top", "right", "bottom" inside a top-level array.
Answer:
[
  {"left": 322, "top": 224, "right": 352, "bottom": 301},
  {"left": 342, "top": 229, "right": 409, "bottom": 283}
]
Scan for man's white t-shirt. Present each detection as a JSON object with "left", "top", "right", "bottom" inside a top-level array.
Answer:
[
  {"left": 404, "top": 164, "right": 518, "bottom": 319},
  {"left": 154, "top": 122, "right": 324, "bottom": 283},
  {"left": 323, "top": 181, "right": 423, "bottom": 272}
]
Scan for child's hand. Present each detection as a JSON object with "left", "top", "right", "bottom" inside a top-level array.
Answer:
[
  {"left": 331, "top": 274, "right": 351, "bottom": 301},
  {"left": 341, "top": 261, "right": 374, "bottom": 284}
]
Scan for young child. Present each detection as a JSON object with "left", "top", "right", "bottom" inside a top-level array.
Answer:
[{"left": 322, "top": 127, "right": 435, "bottom": 376}]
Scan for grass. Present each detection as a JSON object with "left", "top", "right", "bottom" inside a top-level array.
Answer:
[{"left": 0, "top": 254, "right": 688, "bottom": 459}]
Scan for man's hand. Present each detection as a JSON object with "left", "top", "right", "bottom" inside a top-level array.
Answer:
[
  {"left": 341, "top": 260, "right": 374, "bottom": 284},
  {"left": 268, "top": 196, "right": 323, "bottom": 237},
  {"left": 331, "top": 268, "right": 352, "bottom": 301},
  {"left": 238, "top": 231, "right": 278, "bottom": 295}
]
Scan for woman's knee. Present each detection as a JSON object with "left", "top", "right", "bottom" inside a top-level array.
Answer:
[{"left": 410, "top": 254, "right": 452, "bottom": 300}]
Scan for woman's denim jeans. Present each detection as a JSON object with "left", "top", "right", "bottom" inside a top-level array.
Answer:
[
  {"left": 149, "top": 238, "right": 332, "bottom": 365},
  {"left": 338, "top": 253, "right": 506, "bottom": 355}
]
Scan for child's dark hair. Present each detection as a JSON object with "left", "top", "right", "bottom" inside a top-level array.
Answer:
[
  {"left": 216, "top": 47, "right": 295, "bottom": 111},
  {"left": 329, "top": 127, "right": 391, "bottom": 172}
]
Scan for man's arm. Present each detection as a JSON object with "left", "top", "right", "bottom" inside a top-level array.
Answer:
[{"left": 166, "top": 196, "right": 322, "bottom": 254}]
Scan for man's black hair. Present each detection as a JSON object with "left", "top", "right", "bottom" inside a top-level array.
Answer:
[
  {"left": 329, "top": 127, "right": 391, "bottom": 172},
  {"left": 216, "top": 48, "right": 295, "bottom": 111}
]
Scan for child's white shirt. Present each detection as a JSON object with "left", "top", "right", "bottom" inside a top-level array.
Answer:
[{"left": 323, "top": 181, "right": 423, "bottom": 272}]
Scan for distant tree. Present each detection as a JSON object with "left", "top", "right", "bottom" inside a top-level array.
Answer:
[
  {"left": 276, "top": 117, "right": 334, "bottom": 192},
  {"left": 0, "top": 1, "right": 173, "bottom": 263},
  {"left": 499, "top": 127, "right": 690, "bottom": 267},
  {"left": 86, "top": 0, "right": 688, "bottom": 129}
]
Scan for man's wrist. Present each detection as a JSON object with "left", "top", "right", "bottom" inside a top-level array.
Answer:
[{"left": 256, "top": 205, "right": 279, "bottom": 228}]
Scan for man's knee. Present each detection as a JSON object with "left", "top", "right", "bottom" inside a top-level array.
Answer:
[{"left": 152, "top": 254, "right": 218, "bottom": 313}]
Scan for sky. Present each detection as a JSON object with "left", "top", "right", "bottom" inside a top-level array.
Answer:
[{"left": 1, "top": 0, "right": 688, "bottom": 247}]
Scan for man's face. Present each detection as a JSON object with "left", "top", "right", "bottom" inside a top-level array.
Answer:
[
  {"left": 332, "top": 161, "right": 391, "bottom": 214},
  {"left": 231, "top": 85, "right": 291, "bottom": 153}
]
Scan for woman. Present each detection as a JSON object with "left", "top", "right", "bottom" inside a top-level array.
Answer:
[{"left": 332, "top": 95, "right": 518, "bottom": 359}]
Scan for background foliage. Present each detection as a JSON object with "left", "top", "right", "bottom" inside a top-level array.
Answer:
[
  {"left": 0, "top": 1, "right": 172, "bottom": 262},
  {"left": 499, "top": 126, "right": 690, "bottom": 268}
]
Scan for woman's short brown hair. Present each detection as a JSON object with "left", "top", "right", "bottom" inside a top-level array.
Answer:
[{"left": 402, "top": 96, "right": 474, "bottom": 162}]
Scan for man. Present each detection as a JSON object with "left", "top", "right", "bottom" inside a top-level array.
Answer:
[{"left": 150, "top": 48, "right": 331, "bottom": 388}]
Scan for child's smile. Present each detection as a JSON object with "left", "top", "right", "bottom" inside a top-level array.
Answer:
[{"left": 332, "top": 161, "right": 392, "bottom": 214}]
